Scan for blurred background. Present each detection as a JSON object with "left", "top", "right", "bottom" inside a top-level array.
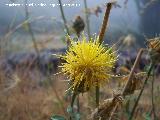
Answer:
[
  {"left": 0, "top": 0, "right": 160, "bottom": 120},
  {"left": 1, "top": 0, "right": 160, "bottom": 53}
]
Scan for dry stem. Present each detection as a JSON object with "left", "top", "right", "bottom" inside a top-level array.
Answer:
[
  {"left": 108, "top": 48, "right": 144, "bottom": 120},
  {"left": 129, "top": 63, "right": 154, "bottom": 120},
  {"left": 84, "top": 0, "right": 91, "bottom": 39},
  {"left": 98, "top": 3, "right": 112, "bottom": 44},
  {"left": 95, "top": 2, "right": 113, "bottom": 108},
  {"left": 24, "top": 0, "right": 40, "bottom": 64}
]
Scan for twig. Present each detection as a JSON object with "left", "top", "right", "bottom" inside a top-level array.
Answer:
[
  {"left": 94, "top": 2, "right": 113, "bottom": 108},
  {"left": 150, "top": 67, "right": 157, "bottom": 119},
  {"left": 122, "top": 49, "right": 145, "bottom": 95},
  {"left": 0, "top": 38, "right": 2, "bottom": 56},
  {"left": 83, "top": 0, "right": 91, "bottom": 39},
  {"left": 96, "top": 86, "right": 100, "bottom": 107},
  {"left": 58, "top": 0, "right": 71, "bottom": 46},
  {"left": 129, "top": 63, "right": 154, "bottom": 120},
  {"left": 77, "top": 95, "right": 80, "bottom": 113},
  {"left": 109, "top": 48, "right": 144, "bottom": 120},
  {"left": 24, "top": 0, "right": 40, "bottom": 63},
  {"left": 98, "top": 3, "right": 112, "bottom": 44},
  {"left": 5, "top": 16, "right": 53, "bottom": 39}
]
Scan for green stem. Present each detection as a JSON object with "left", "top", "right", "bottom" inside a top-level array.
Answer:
[
  {"left": 58, "top": 0, "right": 70, "bottom": 46},
  {"left": 77, "top": 95, "right": 80, "bottom": 113},
  {"left": 96, "top": 85, "right": 100, "bottom": 107},
  {"left": 129, "top": 63, "right": 155, "bottom": 120}
]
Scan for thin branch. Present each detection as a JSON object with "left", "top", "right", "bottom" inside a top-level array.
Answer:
[
  {"left": 5, "top": 16, "right": 53, "bottom": 39},
  {"left": 109, "top": 48, "right": 145, "bottom": 120},
  {"left": 96, "top": 86, "right": 100, "bottom": 107},
  {"left": 150, "top": 67, "right": 157, "bottom": 120},
  {"left": 83, "top": 0, "right": 91, "bottom": 39},
  {"left": 0, "top": 38, "right": 2, "bottom": 56},
  {"left": 24, "top": 0, "right": 40, "bottom": 62},
  {"left": 122, "top": 49, "right": 144, "bottom": 95},
  {"left": 129, "top": 63, "right": 154, "bottom": 120},
  {"left": 98, "top": 3, "right": 112, "bottom": 44},
  {"left": 77, "top": 95, "right": 80, "bottom": 113},
  {"left": 58, "top": 0, "right": 71, "bottom": 46},
  {"left": 94, "top": 2, "right": 113, "bottom": 108}
]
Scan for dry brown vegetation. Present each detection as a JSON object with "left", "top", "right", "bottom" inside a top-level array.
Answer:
[
  {"left": 0, "top": 68, "right": 160, "bottom": 120},
  {"left": 0, "top": 69, "right": 69, "bottom": 120}
]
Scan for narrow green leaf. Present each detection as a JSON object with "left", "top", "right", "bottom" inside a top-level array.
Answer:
[{"left": 50, "top": 115, "right": 66, "bottom": 120}]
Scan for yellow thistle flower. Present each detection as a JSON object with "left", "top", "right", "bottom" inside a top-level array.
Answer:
[{"left": 60, "top": 35, "right": 118, "bottom": 92}]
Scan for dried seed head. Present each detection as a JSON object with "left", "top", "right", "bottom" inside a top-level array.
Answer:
[
  {"left": 72, "top": 16, "right": 85, "bottom": 37},
  {"left": 147, "top": 37, "right": 160, "bottom": 63},
  {"left": 147, "top": 37, "right": 160, "bottom": 53}
]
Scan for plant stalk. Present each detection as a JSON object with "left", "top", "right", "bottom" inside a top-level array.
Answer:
[
  {"left": 96, "top": 86, "right": 100, "bottom": 107},
  {"left": 58, "top": 0, "right": 71, "bottom": 46},
  {"left": 24, "top": 0, "right": 40, "bottom": 63},
  {"left": 77, "top": 95, "right": 80, "bottom": 113},
  {"left": 83, "top": 0, "right": 91, "bottom": 40},
  {"left": 109, "top": 48, "right": 144, "bottom": 120},
  {"left": 150, "top": 67, "right": 157, "bottom": 119},
  {"left": 94, "top": 2, "right": 113, "bottom": 108},
  {"left": 98, "top": 3, "right": 112, "bottom": 44},
  {"left": 129, "top": 62, "right": 155, "bottom": 120}
]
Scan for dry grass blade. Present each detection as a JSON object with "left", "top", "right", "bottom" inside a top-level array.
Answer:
[{"left": 0, "top": 73, "right": 21, "bottom": 93}]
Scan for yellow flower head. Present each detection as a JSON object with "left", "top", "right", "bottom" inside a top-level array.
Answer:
[{"left": 60, "top": 35, "right": 118, "bottom": 92}]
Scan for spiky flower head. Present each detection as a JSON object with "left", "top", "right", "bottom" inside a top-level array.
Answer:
[{"left": 60, "top": 35, "right": 118, "bottom": 93}]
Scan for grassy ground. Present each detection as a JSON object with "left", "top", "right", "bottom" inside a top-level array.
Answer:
[{"left": 0, "top": 65, "right": 160, "bottom": 120}]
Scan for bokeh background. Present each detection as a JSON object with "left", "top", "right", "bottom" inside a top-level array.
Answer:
[{"left": 0, "top": 0, "right": 160, "bottom": 120}]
